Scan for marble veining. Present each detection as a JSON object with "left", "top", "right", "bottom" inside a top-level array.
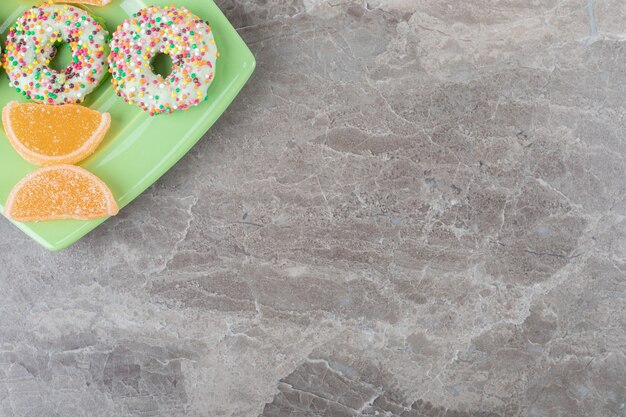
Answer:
[{"left": 0, "top": 0, "right": 624, "bottom": 416}]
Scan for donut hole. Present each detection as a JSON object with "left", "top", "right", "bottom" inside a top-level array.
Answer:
[
  {"left": 150, "top": 53, "right": 174, "bottom": 78},
  {"left": 49, "top": 41, "right": 73, "bottom": 71}
]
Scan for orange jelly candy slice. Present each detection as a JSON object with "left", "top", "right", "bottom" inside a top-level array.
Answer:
[
  {"left": 2, "top": 101, "right": 111, "bottom": 166},
  {"left": 4, "top": 165, "right": 119, "bottom": 222}
]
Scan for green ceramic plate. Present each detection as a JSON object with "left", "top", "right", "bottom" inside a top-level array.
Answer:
[{"left": 0, "top": 0, "right": 255, "bottom": 250}]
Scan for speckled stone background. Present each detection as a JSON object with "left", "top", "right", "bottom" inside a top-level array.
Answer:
[{"left": 0, "top": 0, "right": 624, "bottom": 416}]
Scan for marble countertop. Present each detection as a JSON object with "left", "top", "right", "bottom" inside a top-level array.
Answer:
[{"left": 0, "top": 0, "right": 624, "bottom": 416}]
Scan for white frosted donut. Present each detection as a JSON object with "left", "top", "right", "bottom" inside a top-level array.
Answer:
[
  {"left": 108, "top": 5, "right": 218, "bottom": 115},
  {"left": 3, "top": 3, "right": 109, "bottom": 104}
]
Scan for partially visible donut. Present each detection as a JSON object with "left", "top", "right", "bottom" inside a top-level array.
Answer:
[
  {"left": 108, "top": 5, "right": 219, "bottom": 115},
  {"left": 50, "top": 0, "right": 112, "bottom": 5},
  {"left": 3, "top": 3, "right": 109, "bottom": 104}
]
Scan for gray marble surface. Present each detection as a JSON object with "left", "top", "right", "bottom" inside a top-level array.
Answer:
[{"left": 0, "top": 0, "right": 624, "bottom": 416}]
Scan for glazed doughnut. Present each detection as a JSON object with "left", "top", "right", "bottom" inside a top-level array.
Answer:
[
  {"left": 50, "top": 0, "right": 112, "bottom": 5},
  {"left": 3, "top": 3, "right": 109, "bottom": 104},
  {"left": 108, "top": 5, "right": 218, "bottom": 115}
]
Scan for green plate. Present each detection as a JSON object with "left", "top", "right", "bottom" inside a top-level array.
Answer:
[{"left": 0, "top": 0, "right": 255, "bottom": 250}]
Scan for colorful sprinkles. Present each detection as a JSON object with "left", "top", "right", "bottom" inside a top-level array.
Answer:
[
  {"left": 2, "top": 3, "right": 109, "bottom": 105},
  {"left": 108, "top": 5, "right": 218, "bottom": 116}
]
